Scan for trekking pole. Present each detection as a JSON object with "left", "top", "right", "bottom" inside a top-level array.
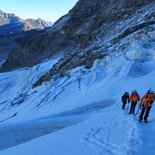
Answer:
[{"left": 116, "top": 101, "right": 121, "bottom": 107}]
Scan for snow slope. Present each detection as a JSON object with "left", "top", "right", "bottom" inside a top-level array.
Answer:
[{"left": 0, "top": 39, "right": 155, "bottom": 154}]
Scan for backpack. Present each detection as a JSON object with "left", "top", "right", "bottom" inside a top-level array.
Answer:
[{"left": 130, "top": 93, "right": 139, "bottom": 102}]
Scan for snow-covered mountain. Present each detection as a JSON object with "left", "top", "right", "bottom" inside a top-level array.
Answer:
[
  {"left": 0, "top": 10, "right": 49, "bottom": 35},
  {"left": 0, "top": 0, "right": 155, "bottom": 154}
]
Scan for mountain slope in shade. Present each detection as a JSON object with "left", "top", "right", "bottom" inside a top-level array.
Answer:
[
  {"left": 0, "top": 29, "right": 48, "bottom": 63},
  {"left": 0, "top": 10, "right": 52, "bottom": 63}
]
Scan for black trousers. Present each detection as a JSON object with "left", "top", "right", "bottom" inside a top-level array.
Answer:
[
  {"left": 122, "top": 101, "right": 127, "bottom": 109},
  {"left": 129, "top": 102, "right": 137, "bottom": 114},
  {"left": 139, "top": 106, "right": 152, "bottom": 121}
]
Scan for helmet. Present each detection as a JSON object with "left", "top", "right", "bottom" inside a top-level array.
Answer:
[
  {"left": 125, "top": 92, "right": 129, "bottom": 95},
  {"left": 132, "top": 90, "right": 137, "bottom": 93}
]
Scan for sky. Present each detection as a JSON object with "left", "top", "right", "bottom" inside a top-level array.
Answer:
[{"left": 0, "top": 0, "right": 78, "bottom": 22}]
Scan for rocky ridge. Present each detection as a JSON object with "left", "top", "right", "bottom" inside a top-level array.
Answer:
[
  {"left": 0, "top": 10, "right": 49, "bottom": 35},
  {"left": 1, "top": 0, "right": 155, "bottom": 88}
]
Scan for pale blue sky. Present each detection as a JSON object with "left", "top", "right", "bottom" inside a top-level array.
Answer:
[{"left": 0, "top": 0, "right": 78, "bottom": 22}]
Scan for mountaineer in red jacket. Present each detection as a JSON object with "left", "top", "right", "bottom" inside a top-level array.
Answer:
[{"left": 139, "top": 90, "right": 155, "bottom": 123}]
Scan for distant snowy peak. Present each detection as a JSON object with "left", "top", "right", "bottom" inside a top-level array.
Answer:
[
  {"left": 0, "top": 10, "right": 50, "bottom": 35},
  {"left": 46, "top": 20, "right": 54, "bottom": 26}
]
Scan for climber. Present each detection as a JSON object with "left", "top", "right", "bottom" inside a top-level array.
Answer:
[
  {"left": 121, "top": 92, "right": 130, "bottom": 110},
  {"left": 128, "top": 90, "right": 140, "bottom": 115},
  {"left": 139, "top": 90, "right": 155, "bottom": 123}
]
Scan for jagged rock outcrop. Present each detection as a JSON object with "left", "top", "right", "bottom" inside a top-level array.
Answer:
[
  {"left": 1, "top": 0, "right": 155, "bottom": 87},
  {"left": 33, "top": 50, "right": 107, "bottom": 87},
  {"left": 24, "top": 18, "right": 48, "bottom": 30},
  {"left": 0, "top": 10, "right": 17, "bottom": 26}
]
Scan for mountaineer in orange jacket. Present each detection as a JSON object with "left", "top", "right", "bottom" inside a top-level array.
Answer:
[
  {"left": 128, "top": 90, "right": 140, "bottom": 115},
  {"left": 139, "top": 90, "right": 155, "bottom": 123}
]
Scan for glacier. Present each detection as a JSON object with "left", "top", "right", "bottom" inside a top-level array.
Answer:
[{"left": 0, "top": 38, "right": 155, "bottom": 154}]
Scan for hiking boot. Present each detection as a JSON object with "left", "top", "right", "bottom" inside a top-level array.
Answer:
[
  {"left": 144, "top": 120, "right": 148, "bottom": 123},
  {"left": 139, "top": 116, "right": 142, "bottom": 123},
  {"left": 128, "top": 112, "right": 131, "bottom": 114}
]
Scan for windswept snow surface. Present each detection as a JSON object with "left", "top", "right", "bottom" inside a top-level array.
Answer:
[{"left": 0, "top": 41, "right": 155, "bottom": 154}]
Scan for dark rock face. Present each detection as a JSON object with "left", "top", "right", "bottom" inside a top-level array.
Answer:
[
  {"left": 71, "top": 0, "right": 154, "bottom": 17},
  {"left": 1, "top": 0, "right": 155, "bottom": 75}
]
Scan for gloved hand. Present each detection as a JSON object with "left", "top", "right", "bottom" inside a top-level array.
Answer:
[
  {"left": 139, "top": 105, "right": 142, "bottom": 109},
  {"left": 128, "top": 100, "right": 130, "bottom": 103}
]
